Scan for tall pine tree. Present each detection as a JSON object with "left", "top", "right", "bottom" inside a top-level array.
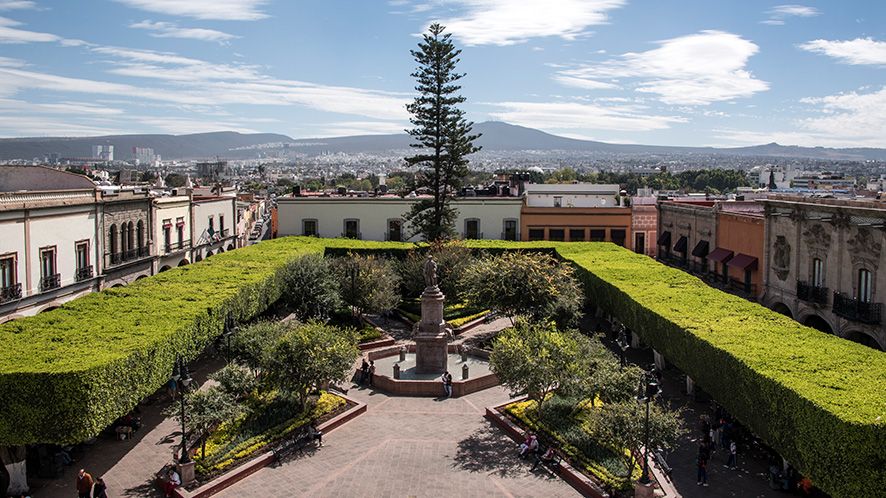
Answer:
[{"left": 404, "top": 23, "right": 480, "bottom": 241}]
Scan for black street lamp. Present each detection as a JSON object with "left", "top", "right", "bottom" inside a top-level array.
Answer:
[
  {"left": 637, "top": 369, "right": 661, "bottom": 485},
  {"left": 616, "top": 325, "right": 629, "bottom": 369},
  {"left": 176, "top": 356, "right": 193, "bottom": 463},
  {"left": 223, "top": 314, "right": 237, "bottom": 363}
]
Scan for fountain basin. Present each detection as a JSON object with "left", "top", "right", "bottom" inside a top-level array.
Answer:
[{"left": 367, "top": 344, "right": 499, "bottom": 397}]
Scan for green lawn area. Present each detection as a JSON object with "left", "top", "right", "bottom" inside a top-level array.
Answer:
[
  {"left": 195, "top": 391, "right": 346, "bottom": 478},
  {"left": 397, "top": 299, "right": 489, "bottom": 327},
  {"left": 504, "top": 397, "right": 639, "bottom": 491}
]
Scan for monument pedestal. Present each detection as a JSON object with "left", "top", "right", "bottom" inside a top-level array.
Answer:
[{"left": 414, "top": 286, "right": 450, "bottom": 374}]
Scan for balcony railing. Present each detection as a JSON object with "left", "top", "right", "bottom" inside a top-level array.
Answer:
[
  {"left": 165, "top": 241, "right": 192, "bottom": 253},
  {"left": 221, "top": 228, "right": 231, "bottom": 237},
  {"left": 108, "top": 246, "right": 151, "bottom": 266},
  {"left": 76, "top": 265, "right": 94, "bottom": 282},
  {"left": 833, "top": 292, "right": 882, "bottom": 325},
  {"left": 797, "top": 281, "right": 828, "bottom": 305},
  {"left": 40, "top": 273, "right": 61, "bottom": 292},
  {"left": 0, "top": 283, "right": 22, "bottom": 303}
]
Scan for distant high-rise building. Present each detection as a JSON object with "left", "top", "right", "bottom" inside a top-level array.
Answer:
[
  {"left": 131, "top": 147, "right": 156, "bottom": 166},
  {"left": 92, "top": 145, "right": 114, "bottom": 161}
]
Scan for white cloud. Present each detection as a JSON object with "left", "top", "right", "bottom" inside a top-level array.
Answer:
[
  {"left": 487, "top": 101, "right": 685, "bottom": 134},
  {"left": 798, "top": 38, "right": 886, "bottom": 66},
  {"left": 307, "top": 121, "right": 409, "bottom": 138},
  {"left": 130, "top": 20, "right": 239, "bottom": 43},
  {"left": 436, "top": 0, "right": 626, "bottom": 46},
  {"left": 0, "top": 16, "right": 59, "bottom": 43},
  {"left": 553, "top": 30, "right": 768, "bottom": 105},
  {"left": 551, "top": 75, "right": 617, "bottom": 90},
  {"left": 113, "top": 0, "right": 269, "bottom": 21},
  {"left": 763, "top": 4, "right": 819, "bottom": 25},
  {"left": 0, "top": 1, "right": 37, "bottom": 10},
  {"left": 0, "top": 116, "right": 124, "bottom": 137}
]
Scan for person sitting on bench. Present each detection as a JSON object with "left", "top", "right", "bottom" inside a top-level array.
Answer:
[
  {"left": 518, "top": 433, "right": 538, "bottom": 458},
  {"left": 531, "top": 446, "right": 559, "bottom": 471},
  {"left": 307, "top": 423, "right": 323, "bottom": 447}
]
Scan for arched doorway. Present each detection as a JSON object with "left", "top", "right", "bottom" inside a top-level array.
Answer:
[
  {"left": 112, "top": 283, "right": 125, "bottom": 288},
  {"left": 771, "top": 302, "right": 792, "bottom": 318},
  {"left": 135, "top": 275, "right": 147, "bottom": 281},
  {"left": 178, "top": 259, "right": 189, "bottom": 267},
  {"left": 206, "top": 250, "right": 214, "bottom": 258},
  {"left": 159, "top": 265, "right": 172, "bottom": 273},
  {"left": 844, "top": 331, "right": 883, "bottom": 351},
  {"left": 217, "top": 247, "right": 225, "bottom": 253},
  {"left": 227, "top": 244, "right": 235, "bottom": 251},
  {"left": 803, "top": 314, "right": 834, "bottom": 335},
  {"left": 195, "top": 254, "right": 203, "bottom": 262}
]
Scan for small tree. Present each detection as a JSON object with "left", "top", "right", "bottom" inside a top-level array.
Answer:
[
  {"left": 396, "top": 241, "right": 474, "bottom": 300},
  {"left": 333, "top": 254, "right": 401, "bottom": 319},
  {"left": 462, "top": 252, "right": 583, "bottom": 326},
  {"left": 165, "top": 385, "right": 242, "bottom": 459},
  {"left": 262, "top": 321, "right": 360, "bottom": 411},
  {"left": 228, "top": 321, "right": 289, "bottom": 375},
  {"left": 490, "top": 322, "right": 591, "bottom": 413},
  {"left": 280, "top": 253, "right": 341, "bottom": 320},
  {"left": 587, "top": 399, "right": 685, "bottom": 483},
  {"left": 210, "top": 363, "right": 256, "bottom": 400}
]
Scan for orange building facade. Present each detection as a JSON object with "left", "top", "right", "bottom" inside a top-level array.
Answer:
[
  {"left": 520, "top": 206, "right": 633, "bottom": 245},
  {"left": 716, "top": 208, "right": 765, "bottom": 297}
]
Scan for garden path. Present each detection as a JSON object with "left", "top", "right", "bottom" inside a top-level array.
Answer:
[{"left": 214, "top": 385, "right": 579, "bottom": 498}]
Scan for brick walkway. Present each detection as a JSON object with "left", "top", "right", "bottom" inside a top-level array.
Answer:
[{"left": 215, "top": 385, "right": 578, "bottom": 498}]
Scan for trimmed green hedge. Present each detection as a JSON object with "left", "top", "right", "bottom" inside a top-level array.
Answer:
[
  {"left": 0, "top": 237, "right": 327, "bottom": 445},
  {"left": 2, "top": 237, "right": 883, "bottom": 498}
]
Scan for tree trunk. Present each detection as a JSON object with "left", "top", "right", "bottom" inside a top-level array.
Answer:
[
  {"left": 0, "top": 446, "right": 27, "bottom": 496},
  {"left": 202, "top": 437, "right": 207, "bottom": 459}
]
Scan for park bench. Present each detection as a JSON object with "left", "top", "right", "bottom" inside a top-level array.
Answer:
[
  {"left": 272, "top": 425, "right": 321, "bottom": 462},
  {"left": 653, "top": 448, "right": 672, "bottom": 476}
]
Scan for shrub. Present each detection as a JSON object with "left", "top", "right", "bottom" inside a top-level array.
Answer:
[
  {"left": 210, "top": 364, "right": 256, "bottom": 400},
  {"left": 279, "top": 253, "right": 341, "bottom": 321},
  {"left": 332, "top": 253, "right": 401, "bottom": 317},
  {"left": 396, "top": 241, "right": 474, "bottom": 300}
]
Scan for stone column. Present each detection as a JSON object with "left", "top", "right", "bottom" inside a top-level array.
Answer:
[{"left": 414, "top": 285, "right": 450, "bottom": 374}]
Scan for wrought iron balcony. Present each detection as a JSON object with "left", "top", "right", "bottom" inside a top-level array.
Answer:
[
  {"left": 0, "top": 283, "right": 22, "bottom": 303},
  {"left": 165, "top": 241, "right": 191, "bottom": 252},
  {"left": 797, "top": 281, "right": 828, "bottom": 305},
  {"left": 138, "top": 246, "right": 151, "bottom": 257},
  {"left": 833, "top": 292, "right": 881, "bottom": 325},
  {"left": 40, "top": 273, "right": 61, "bottom": 292},
  {"left": 221, "top": 228, "right": 231, "bottom": 237},
  {"left": 76, "top": 265, "right": 94, "bottom": 282},
  {"left": 124, "top": 248, "right": 138, "bottom": 260}
]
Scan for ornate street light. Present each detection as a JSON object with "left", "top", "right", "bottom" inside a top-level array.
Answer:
[
  {"left": 176, "top": 356, "right": 193, "bottom": 463},
  {"left": 637, "top": 368, "right": 661, "bottom": 485}
]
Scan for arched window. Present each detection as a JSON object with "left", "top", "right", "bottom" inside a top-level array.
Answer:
[
  {"left": 858, "top": 268, "right": 873, "bottom": 303},
  {"left": 119, "top": 224, "right": 128, "bottom": 259},
  {"left": 137, "top": 220, "right": 145, "bottom": 252},
  {"left": 127, "top": 222, "right": 135, "bottom": 251},
  {"left": 109, "top": 224, "right": 118, "bottom": 254}
]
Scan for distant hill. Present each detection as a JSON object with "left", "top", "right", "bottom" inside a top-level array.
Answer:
[
  {"left": 0, "top": 131, "right": 292, "bottom": 161},
  {"left": 1, "top": 122, "right": 884, "bottom": 161}
]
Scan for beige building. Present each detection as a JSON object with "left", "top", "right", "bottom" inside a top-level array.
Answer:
[
  {"left": 154, "top": 195, "right": 192, "bottom": 272},
  {"left": 191, "top": 195, "right": 238, "bottom": 260},
  {"left": 277, "top": 194, "right": 522, "bottom": 241},
  {"left": 761, "top": 195, "right": 886, "bottom": 350}
]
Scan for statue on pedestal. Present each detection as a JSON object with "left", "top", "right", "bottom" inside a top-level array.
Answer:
[
  {"left": 423, "top": 254, "right": 438, "bottom": 289},
  {"left": 414, "top": 254, "right": 450, "bottom": 374}
]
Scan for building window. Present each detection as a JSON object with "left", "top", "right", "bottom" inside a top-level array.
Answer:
[
  {"left": 1, "top": 254, "right": 16, "bottom": 289},
  {"left": 343, "top": 219, "right": 360, "bottom": 239},
  {"left": 75, "top": 241, "right": 91, "bottom": 281},
  {"left": 528, "top": 228, "right": 545, "bottom": 241},
  {"left": 219, "top": 215, "right": 225, "bottom": 235},
  {"left": 611, "top": 229, "right": 627, "bottom": 247},
  {"left": 387, "top": 219, "right": 403, "bottom": 242},
  {"left": 39, "top": 246, "right": 59, "bottom": 291},
  {"left": 208, "top": 216, "right": 215, "bottom": 235},
  {"left": 549, "top": 228, "right": 565, "bottom": 241},
  {"left": 136, "top": 220, "right": 145, "bottom": 252},
  {"left": 127, "top": 222, "right": 135, "bottom": 251},
  {"left": 812, "top": 258, "right": 824, "bottom": 287},
  {"left": 303, "top": 219, "right": 318, "bottom": 237},
  {"left": 569, "top": 228, "right": 585, "bottom": 242},
  {"left": 109, "top": 224, "right": 118, "bottom": 256},
  {"left": 590, "top": 229, "right": 606, "bottom": 242},
  {"left": 553, "top": 196, "right": 562, "bottom": 208},
  {"left": 465, "top": 219, "right": 480, "bottom": 239},
  {"left": 634, "top": 232, "right": 646, "bottom": 254},
  {"left": 503, "top": 219, "right": 518, "bottom": 241},
  {"left": 858, "top": 268, "right": 873, "bottom": 303},
  {"left": 163, "top": 219, "right": 172, "bottom": 252}
]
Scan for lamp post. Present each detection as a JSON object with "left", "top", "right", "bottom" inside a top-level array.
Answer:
[
  {"left": 637, "top": 369, "right": 661, "bottom": 485},
  {"left": 177, "top": 356, "right": 193, "bottom": 463},
  {"left": 616, "top": 325, "right": 629, "bottom": 369}
]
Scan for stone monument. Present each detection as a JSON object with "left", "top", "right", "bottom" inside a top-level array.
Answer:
[{"left": 414, "top": 254, "right": 451, "bottom": 374}]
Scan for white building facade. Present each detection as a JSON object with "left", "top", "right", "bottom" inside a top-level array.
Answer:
[
  {"left": 192, "top": 196, "right": 238, "bottom": 260},
  {"left": 153, "top": 195, "right": 192, "bottom": 272}
]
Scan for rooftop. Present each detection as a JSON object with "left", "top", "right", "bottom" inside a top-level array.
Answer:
[{"left": 0, "top": 165, "right": 95, "bottom": 193}]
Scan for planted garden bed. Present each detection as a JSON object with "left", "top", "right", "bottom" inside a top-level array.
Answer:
[{"left": 396, "top": 299, "right": 489, "bottom": 329}]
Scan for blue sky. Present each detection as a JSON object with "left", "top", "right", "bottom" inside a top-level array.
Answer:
[{"left": 0, "top": 0, "right": 884, "bottom": 147}]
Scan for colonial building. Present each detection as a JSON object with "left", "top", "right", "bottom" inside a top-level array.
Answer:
[
  {"left": 761, "top": 195, "right": 886, "bottom": 350},
  {"left": 276, "top": 193, "right": 523, "bottom": 241},
  {"left": 153, "top": 195, "right": 192, "bottom": 272},
  {"left": 630, "top": 196, "right": 657, "bottom": 256},
  {"left": 0, "top": 167, "right": 101, "bottom": 322},
  {"left": 520, "top": 184, "right": 631, "bottom": 244},
  {"left": 99, "top": 188, "right": 155, "bottom": 288},
  {"left": 191, "top": 195, "right": 238, "bottom": 260}
]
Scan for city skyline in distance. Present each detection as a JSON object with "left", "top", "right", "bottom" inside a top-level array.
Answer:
[{"left": 0, "top": 1, "right": 884, "bottom": 148}]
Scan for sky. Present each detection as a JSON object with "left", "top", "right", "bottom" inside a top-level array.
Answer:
[{"left": 0, "top": 0, "right": 884, "bottom": 147}]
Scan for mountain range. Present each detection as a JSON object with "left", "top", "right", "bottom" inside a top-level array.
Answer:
[{"left": 1, "top": 121, "right": 884, "bottom": 161}]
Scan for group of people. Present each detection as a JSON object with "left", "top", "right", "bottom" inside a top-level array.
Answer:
[
  {"left": 358, "top": 358, "right": 376, "bottom": 386},
  {"left": 517, "top": 432, "right": 559, "bottom": 471},
  {"left": 696, "top": 412, "right": 739, "bottom": 486},
  {"left": 75, "top": 469, "right": 107, "bottom": 498}
]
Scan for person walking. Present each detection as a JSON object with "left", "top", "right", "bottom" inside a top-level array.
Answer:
[
  {"left": 368, "top": 360, "right": 376, "bottom": 386},
  {"left": 75, "top": 469, "right": 93, "bottom": 498},
  {"left": 359, "top": 358, "right": 369, "bottom": 385},
  {"left": 726, "top": 440, "right": 737, "bottom": 470},
  {"left": 696, "top": 443, "right": 709, "bottom": 486},
  {"left": 92, "top": 476, "right": 108, "bottom": 498},
  {"left": 442, "top": 371, "right": 453, "bottom": 398}
]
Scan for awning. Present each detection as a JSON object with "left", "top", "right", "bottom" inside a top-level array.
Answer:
[
  {"left": 657, "top": 231, "right": 671, "bottom": 246},
  {"left": 708, "top": 247, "right": 734, "bottom": 264},
  {"left": 727, "top": 253, "right": 758, "bottom": 271},
  {"left": 691, "top": 240, "right": 710, "bottom": 258},
  {"left": 673, "top": 235, "right": 688, "bottom": 253}
]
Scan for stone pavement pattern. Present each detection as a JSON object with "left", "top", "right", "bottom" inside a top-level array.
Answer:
[{"left": 215, "top": 385, "right": 578, "bottom": 498}]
